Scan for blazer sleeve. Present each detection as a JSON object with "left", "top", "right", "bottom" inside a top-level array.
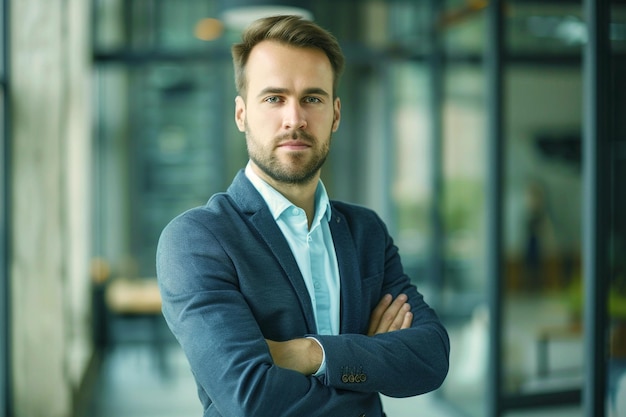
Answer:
[
  {"left": 156, "top": 210, "right": 377, "bottom": 417},
  {"left": 315, "top": 210, "right": 450, "bottom": 398}
]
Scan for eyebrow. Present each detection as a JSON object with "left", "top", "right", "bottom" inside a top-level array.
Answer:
[{"left": 257, "top": 87, "right": 330, "bottom": 99}]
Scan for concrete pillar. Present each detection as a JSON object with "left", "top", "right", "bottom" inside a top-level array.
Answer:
[{"left": 10, "top": 1, "right": 92, "bottom": 416}]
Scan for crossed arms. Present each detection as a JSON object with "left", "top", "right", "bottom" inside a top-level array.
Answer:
[{"left": 266, "top": 293, "right": 414, "bottom": 375}]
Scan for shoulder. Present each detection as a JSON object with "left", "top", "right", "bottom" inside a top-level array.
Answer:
[
  {"left": 162, "top": 170, "right": 261, "bottom": 232},
  {"left": 157, "top": 208, "right": 201, "bottom": 248},
  {"left": 159, "top": 193, "right": 240, "bottom": 240}
]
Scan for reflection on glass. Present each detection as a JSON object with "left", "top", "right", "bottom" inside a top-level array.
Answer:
[
  {"left": 502, "top": 66, "right": 583, "bottom": 397},
  {"left": 507, "top": 2, "right": 585, "bottom": 54},
  {"left": 390, "top": 63, "right": 431, "bottom": 287},
  {"left": 95, "top": 62, "right": 236, "bottom": 279}
]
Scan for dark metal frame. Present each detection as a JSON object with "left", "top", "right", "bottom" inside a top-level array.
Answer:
[
  {"left": 485, "top": 1, "right": 505, "bottom": 416},
  {"left": 427, "top": 0, "right": 445, "bottom": 308},
  {"left": 0, "top": 0, "right": 10, "bottom": 415},
  {"left": 582, "top": 0, "right": 611, "bottom": 416}
]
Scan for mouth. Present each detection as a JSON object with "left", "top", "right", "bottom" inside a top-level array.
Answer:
[
  {"left": 276, "top": 131, "right": 314, "bottom": 151},
  {"left": 277, "top": 140, "right": 311, "bottom": 151}
]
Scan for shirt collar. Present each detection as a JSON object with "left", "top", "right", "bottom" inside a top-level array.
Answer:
[{"left": 244, "top": 161, "right": 332, "bottom": 223}]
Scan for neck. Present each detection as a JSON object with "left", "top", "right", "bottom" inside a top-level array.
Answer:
[
  {"left": 277, "top": 182, "right": 317, "bottom": 220},
  {"left": 272, "top": 179, "right": 318, "bottom": 228},
  {"left": 251, "top": 164, "right": 319, "bottom": 227}
]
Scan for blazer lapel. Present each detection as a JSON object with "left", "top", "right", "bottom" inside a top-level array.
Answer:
[
  {"left": 228, "top": 171, "right": 317, "bottom": 333},
  {"left": 329, "top": 210, "right": 362, "bottom": 334}
]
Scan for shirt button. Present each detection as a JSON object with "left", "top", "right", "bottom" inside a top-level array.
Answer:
[
  {"left": 292, "top": 208, "right": 299, "bottom": 216},
  {"left": 314, "top": 281, "right": 321, "bottom": 289}
]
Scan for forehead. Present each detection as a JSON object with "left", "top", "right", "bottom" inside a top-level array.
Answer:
[{"left": 245, "top": 41, "right": 333, "bottom": 94}]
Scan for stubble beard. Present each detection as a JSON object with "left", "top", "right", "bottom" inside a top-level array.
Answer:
[{"left": 245, "top": 123, "right": 331, "bottom": 186}]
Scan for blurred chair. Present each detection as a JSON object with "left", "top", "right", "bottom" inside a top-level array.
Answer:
[{"left": 91, "top": 259, "right": 173, "bottom": 376}]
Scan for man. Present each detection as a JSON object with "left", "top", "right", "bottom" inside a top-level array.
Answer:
[{"left": 157, "top": 14, "right": 449, "bottom": 417}]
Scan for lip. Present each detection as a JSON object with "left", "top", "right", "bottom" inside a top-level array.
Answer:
[{"left": 277, "top": 140, "right": 311, "bottom": 150}]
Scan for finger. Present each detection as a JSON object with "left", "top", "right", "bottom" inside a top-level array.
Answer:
[
  {"left": 367, "top": 294, "right": 392, "bottom": 336},
  {"left": 401, "top": 310, "right": 413, "bottom": 330},
  {"left": 373, "top": 294, "right": 408, "bottom": 335},
  {"left": 388, "top": 303, "right": 411, "bottom": 332}
]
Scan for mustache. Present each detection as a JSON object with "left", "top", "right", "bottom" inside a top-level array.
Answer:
[{"left": 277, "top": 130, "right": 315, "bottom": 143}]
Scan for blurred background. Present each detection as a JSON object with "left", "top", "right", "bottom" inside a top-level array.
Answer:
[{"left": 1, "top": 0, "right": 625, "bottom": 416}]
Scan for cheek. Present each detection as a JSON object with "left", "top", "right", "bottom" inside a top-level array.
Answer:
[
  {"left": 245, "top": 112, "right": 277, "bottom": 141},
  {"left": 247, "top": 108, "right": 277, "bottom": 127}
]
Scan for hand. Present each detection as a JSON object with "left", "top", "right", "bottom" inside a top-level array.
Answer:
[
  {"left": 367, "top": 293, "right": 413, "bottom": 336},
  {"left": 265, "top": 338, "right": 322, "bottom": 376}
]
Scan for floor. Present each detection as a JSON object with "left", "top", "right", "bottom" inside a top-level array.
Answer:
[
  {"left": 80, "top": 315, "right": 457, "bottom": 417},
  {"left": 83, "top": 341, "right": 462, "bottom": 417},
  {"left": 83, "top": 343, "right": 201, "bottom": 417},
  {"left": 79, "top": 313, "right": 595, "bottom": 417}
]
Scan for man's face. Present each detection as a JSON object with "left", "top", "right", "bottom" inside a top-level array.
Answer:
[{"left": 235, "top": 40, "right": 341, "bottom": 186}]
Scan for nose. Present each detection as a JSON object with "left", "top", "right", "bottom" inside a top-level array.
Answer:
[{"left": 282, "top": 101, "right": 307, "bottom": 131}]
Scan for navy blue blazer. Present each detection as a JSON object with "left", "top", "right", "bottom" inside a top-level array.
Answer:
[{"left": 157, "top": 170, "right": 449, "bottom": 417}]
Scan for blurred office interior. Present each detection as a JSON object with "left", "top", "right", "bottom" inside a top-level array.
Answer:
[{"left": 0, "top": 0, "right": 625, "bottom": 416}]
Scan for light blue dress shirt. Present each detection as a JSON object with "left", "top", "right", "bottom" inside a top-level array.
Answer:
[{"left": 245, "top": 163, "right": 341, "bottom": 373}]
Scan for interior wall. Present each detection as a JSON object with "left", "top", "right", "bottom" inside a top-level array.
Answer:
[{"left": 10, "top": 1, "right": 93, "bottom": 416}]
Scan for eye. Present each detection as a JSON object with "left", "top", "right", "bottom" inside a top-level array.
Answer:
[
  {"left": 264, "top": 96, "right": 282, "bottom": 103},
  {"left": 303, "top": 96, "right": 322, "bottom": 104}
]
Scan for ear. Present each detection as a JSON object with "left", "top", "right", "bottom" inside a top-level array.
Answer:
[
  {"left": 331, "top": 97, "right": 341, "bottom": 132},
  {"left": 235, "top": 96, "right": 246, "bottom": 132}
]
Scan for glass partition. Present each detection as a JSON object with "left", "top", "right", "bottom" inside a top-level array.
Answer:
[
  {"left": 92, "top": 0, "right": 434, "bottom": 279},
  {"left": 502, "top": 64, "right": 584, "bottom": 402},
  {"left": 439, "top": 63, "right": 489, "bottom": 417},
  {"left": 389, "top": 63, "right": 432, "bottom": 284},
  {"left": 436, "top": 4, "right": 490, "bottom": 415},
  {"left": 501, "top": 2, "right": 585, "bottom": 414},
  {"left": 94, "top": 60, "right": 237, "bottom": 278},
  {"left": 88, "top": 0, "right": 624, "bottom": 416}
]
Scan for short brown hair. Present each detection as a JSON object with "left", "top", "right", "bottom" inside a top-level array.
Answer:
[{"left": 231, "top": 15, "right": 345, "bottom": 99}]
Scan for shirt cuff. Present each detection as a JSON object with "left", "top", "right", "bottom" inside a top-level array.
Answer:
[{"left": 306, "top": 337, "right": 327, "bottom": 376}]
